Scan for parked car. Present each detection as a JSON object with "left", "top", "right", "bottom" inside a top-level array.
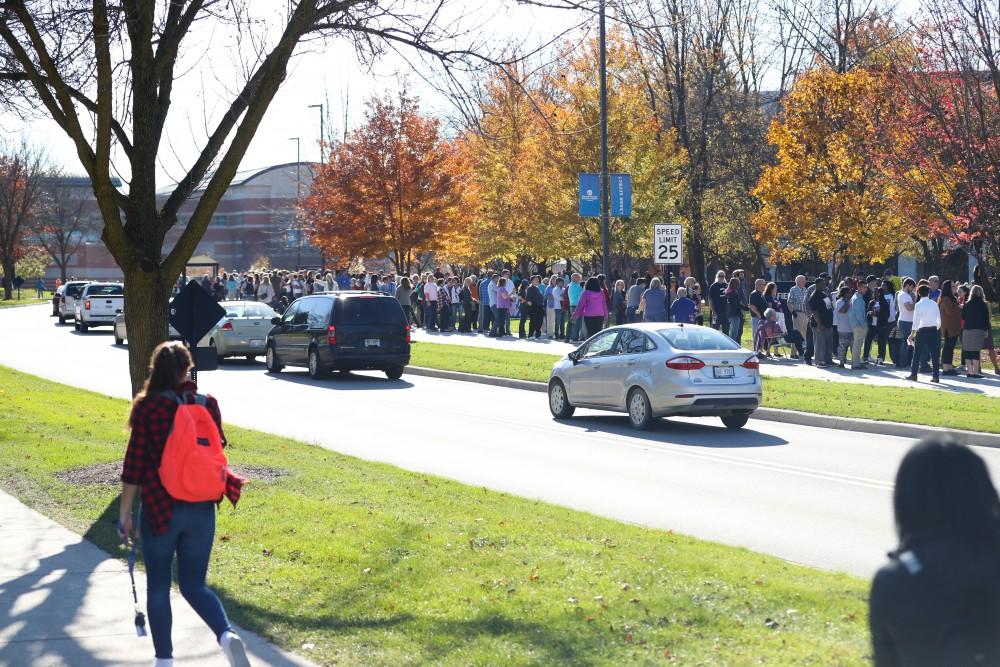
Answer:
[
  {"left": 265, "top": 292, "right": 410, "bottom": 379},
  {"left": 51, "top": 285, "right": 63, "bottom": 316},
  {"left": 74, "top": 282, "right": 124, "bottom": 332},
  {"left": 57, "top": 280, "right": 90, "bottom": 324},
  {"left": 113, "top": 309, "right": 183, "bottom": 346},
  {"left": 547, "top": 323, "right": 761, "bottom": 430},
  {"left": 204, "top": 301, "right": 278, "bottom": 361}
]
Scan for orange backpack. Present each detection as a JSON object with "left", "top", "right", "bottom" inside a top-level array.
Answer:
[{"left": 158, "top": 391, "right": 228, "bottom": 502}]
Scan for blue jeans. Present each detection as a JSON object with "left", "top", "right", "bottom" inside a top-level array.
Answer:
[
  {"left": 479, "top": 302, "right": 491, "bottom": 332},
  {"left": 910, "top": 327, "right": 940, "bottom": 377},
  {"left": 896, "top": 321, "right": 913, "bottom": 368},
  {"left": 451, "top": 303, "right": 461, "bottom": 329},
  {"left": 490, "top": 306, "right": 502, "bottom": 335},
  {"left": 424, "top": 302, "right": 438, "bottom": 330},
  {"left": 567, "top": 306, "right": 580, "bottom": 340},
  {"left": 728, "top": 315, "right": 744, "bottom": 343},
  {"left": 554, "top": 309, "right": 566, "bottom": 338},
  {"left": 141, "top": 502, "right": 231, "bottom": 660}
]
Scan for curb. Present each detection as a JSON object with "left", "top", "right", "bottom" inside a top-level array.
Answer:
[{"left": 404, "top": 365, "right": 1000, "bottom": 449}]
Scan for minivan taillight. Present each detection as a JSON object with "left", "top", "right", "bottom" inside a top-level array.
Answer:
[
  {"left": 220, "top": 321, "right": 233, "bottom": 331},
  {"left": 665, "top": 356, "right": 705, "bottom": 371},
  {"left": 84, "top": 299, "right": 91, "bottom": 310},
  {"left": 405, "top": 323, "right": 411, "bottom": 344},
  {"left": 742, "top": 356, "right": 760, "bottom": 370},
  {"left": 61, "top": 295, "right": 65, "bottom": 304},
  {"left": 327, "top": 325, "right": 337, "bottom": 345}
]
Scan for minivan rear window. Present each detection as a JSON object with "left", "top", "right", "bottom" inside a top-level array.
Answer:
[
  {"left": 87, "top": 284, "right": 124, "bottom": 296},
  {"left": 657, "top": 327, "right": 740, "bottom": 351},
  {"left": 66, "top": 283, "right": 86, "bottom": 297},
  {"left": 338, "top": 296, "right": 405, "bottom": 325}
]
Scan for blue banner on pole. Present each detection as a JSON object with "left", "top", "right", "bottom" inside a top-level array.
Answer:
[
  {"left": 578, "top": 173, "right": 600, "bottom": 217},
  {"left": 611, "top": 173, "right": 632, "bottom": 217}
]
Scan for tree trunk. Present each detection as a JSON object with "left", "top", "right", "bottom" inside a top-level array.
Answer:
[
  {"left": 2, "top": 258, "right": 14, "bottom": 300},
  {"left": 123, "top": 268, "right": 173, "bottom": 396}
]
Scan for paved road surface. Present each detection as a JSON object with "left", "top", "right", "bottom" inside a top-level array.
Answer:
[
  {"left": 4, "top": 304, "right": 1000, "bottom": 577},
  {"left": 410, "top": 327, "right": 1000, "bottom": 397}
]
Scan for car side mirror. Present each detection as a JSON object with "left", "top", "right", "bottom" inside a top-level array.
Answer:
[
  {"left": 568, "top": 350, "right": 580, "bottom": 364},
  {"left": 271, "top": 316, "right": 281, "bottom": 325}
]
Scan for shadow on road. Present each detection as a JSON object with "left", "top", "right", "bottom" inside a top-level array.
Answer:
[
  {"left": 216, "top": 360, "right": 416, "bottom": 391},
  {"left": 558, "top": 414, "right": 788, "bottom": 448}
]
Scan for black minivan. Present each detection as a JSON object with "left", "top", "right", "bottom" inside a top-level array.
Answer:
[{"left": 265, "top": 292, "right": 410, "bottom": 379}]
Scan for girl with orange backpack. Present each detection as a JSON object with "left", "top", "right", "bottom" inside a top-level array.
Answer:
[{"left": 119, "top": 341, "right": 248, "bottom": 667}]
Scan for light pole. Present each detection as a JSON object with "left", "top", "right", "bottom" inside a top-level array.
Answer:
[
  {"left": 308, "top": 103, "right": 324, "bottom": 164},
  {"left": 598, "top": 0, "right": 611, "bottom": 279},
  {"left": 289, "top": 136, "right": 301, "bottom": 269}
]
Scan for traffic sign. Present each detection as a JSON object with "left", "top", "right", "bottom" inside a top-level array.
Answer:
[
  {"left": 654, "top": 224, "right": 684, "bottom": 265},
  {"left": 578, "top": 173, "right": 600, "bottom": 217},
  {"left": 169, "top": 281, "right": 225, "bottom": 368},
  {"left": 611, "top": 173, "right": 632, "bottom": 217}
]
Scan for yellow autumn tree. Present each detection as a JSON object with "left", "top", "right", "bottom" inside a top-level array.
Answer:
[{"left": 752, "top": 66, "right": 924, "bottom": 264}]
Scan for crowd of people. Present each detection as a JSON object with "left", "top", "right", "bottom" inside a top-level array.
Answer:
[{"left": 185, "top": 264, "right": 998, "bottom": 381}]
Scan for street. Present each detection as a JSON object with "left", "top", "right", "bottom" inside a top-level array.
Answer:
[{"left": 4, "top": 303, "right": 999, "bottom": 578}]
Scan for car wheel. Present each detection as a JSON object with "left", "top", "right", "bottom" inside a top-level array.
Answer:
[
  {"left": 548, "top": 379, "right": 575, "bottom": 419},
  {"left": 627, "top": 388, "right": 653, "bottom": 431},
  {"left": 265, "top": 344, "right": 283, "bottom": 373},
  {"left": 308, "top": 347, "right": 328, "bottom": 379},
  {"left": 209, "top": 339, "right": 222, "bottom": 363},
  {"left": 114, "top": 330, "right": 124, "bottom": 345},
  {"left": 721, "top": 414, "right": 750, "bottom": 430},
  {"left": 385, "top": 365, "right": 404, "bottom": 380}
]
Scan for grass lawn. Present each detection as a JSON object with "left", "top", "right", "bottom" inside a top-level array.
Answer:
[
  {"left": 0, "top": 292, "right": 49, "bottom": 308},
  {"left": 0, "top": 364, "right": 870, "bottom": 665},
  {"left": 410, "top": 342, "right": 1000, "bottom": 434}
]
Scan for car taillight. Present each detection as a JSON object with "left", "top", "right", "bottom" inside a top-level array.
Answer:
[
  {"left": 742, "top": 356, "right": 760, "bottom": 370},
  {"left": 85, "top": 299, "right": 91, "bottom": 310},
  {"left": 665, "top": 356, "right": 705, "bottom": 371},
  {"left": 221, "top": 321, "right": 233, "bottom": 331},
  {"left": 61, "top": 296, "right": 65, "bottom": 303},
  {"left": 327, "top": 325, "right": 337, "bottom": 345},
  {"left": 405, "top": 323, "right": 411, "bottom": 344}
]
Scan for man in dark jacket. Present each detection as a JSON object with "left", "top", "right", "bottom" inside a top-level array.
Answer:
[
  {"left": 808, "top": 277, "right": 834, "bottom": 367},
  {"left": 525, "top": 275, "right": 545, "bottom": 339}
]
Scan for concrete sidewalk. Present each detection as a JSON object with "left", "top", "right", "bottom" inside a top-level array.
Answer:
[
  {"left": 0, "top": 490, "right": 314, "bottom": 667},
  {"left": 411, "top": 327, "right": 1000, "bottom": 398}
]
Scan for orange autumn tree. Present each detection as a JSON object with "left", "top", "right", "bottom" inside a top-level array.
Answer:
[{"left": 303, "top": 91, "right": 466, "bottom": 274}]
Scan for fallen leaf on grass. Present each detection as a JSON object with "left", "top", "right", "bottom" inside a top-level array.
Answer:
[
  {"left": 567, "top": 596, "right": 578, "bottom": 604},
  {"left": 301, "top": 643, "right": 315, "bottom": 650},
  {"left": 764, "top": 618, "right": 780, "bottom": 629},
  {"left": 363, "top": 567, "right": 372, "bottom": 574}
]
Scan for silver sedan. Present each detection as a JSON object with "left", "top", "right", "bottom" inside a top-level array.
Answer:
[
  {"left": 548, "top": 323, "right": 761, "bottom": 430},
  {"left": 205, "top": 301, "right": 277, "bottom": 360}
]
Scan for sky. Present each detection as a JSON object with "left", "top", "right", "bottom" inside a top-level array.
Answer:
[{"left": 2, "top": 1, "right": 585, "bottom": 188}]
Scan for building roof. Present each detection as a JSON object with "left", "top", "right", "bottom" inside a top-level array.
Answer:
[{"left": 157, "top": 162, "right": 316, "bottom": 196}]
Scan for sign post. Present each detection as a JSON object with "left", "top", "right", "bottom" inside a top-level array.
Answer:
[
  {"left": 653, "top": 224, "right": 684, "bottom": 266},
  {"left": 578, "top": 173, "right": 600, "bottom": 217},
  {"left": 168, "top": 281, "right": 226, "bottom": 384}
]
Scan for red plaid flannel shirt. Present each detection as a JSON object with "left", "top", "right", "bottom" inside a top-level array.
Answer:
[{"left": 121, "top": 381, "right": 243, "bottom": 535}]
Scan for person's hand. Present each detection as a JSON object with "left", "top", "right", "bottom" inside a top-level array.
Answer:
[{"left": 118, "top": 511, "right": 134, "bottom": 545}]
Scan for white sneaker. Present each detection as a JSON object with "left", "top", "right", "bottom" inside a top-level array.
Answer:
[
  {"left": 220, "top": 630, "right": 251, "bottom": 667},
  {"left": 152, "top": 660, "right": 173, "bottom": 667}
]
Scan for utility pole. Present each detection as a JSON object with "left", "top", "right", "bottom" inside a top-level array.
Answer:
[
  {"left": 308, "top": 103, "right": 324, "bottom": 164},
  {"left": 598, "top": 0, "right": 611, "bottom": 279},
  {"left": 289, "top": 137, "right": 301, "bottom": 269}
]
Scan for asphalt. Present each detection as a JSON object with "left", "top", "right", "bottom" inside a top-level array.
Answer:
[{"left": 3, "top": 304, "right": 1000, "bottom": 583}]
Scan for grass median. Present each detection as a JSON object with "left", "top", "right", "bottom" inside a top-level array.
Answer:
[
  {"left": 0, "top": 293, "right": 49, "bottom": 308},
  {"left": 0, "top": 364, "right": 869, "bottom": 665},
  {"left": 410, "top": 341, "right": 1000, "bottom": 434}
]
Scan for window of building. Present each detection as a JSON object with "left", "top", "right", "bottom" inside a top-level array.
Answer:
[{"left": 212, "top": 214, "right": 228, "bottom": 226}]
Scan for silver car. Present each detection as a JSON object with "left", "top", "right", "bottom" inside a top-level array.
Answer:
[
  {"left": 548, "top": 323, "right": 761, "bottom": 430},
  {"left": 113, "top": 310, "right": 183, "bottom": 345},
  {"left": 205, "top": 301, "right": 277, "bottom": 361}
]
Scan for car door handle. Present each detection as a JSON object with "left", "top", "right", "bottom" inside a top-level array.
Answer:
[{"left": 626, "top": 360, "right": 638, "bottom": 367}]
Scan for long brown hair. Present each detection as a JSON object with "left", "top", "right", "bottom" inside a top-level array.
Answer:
[{"left": 130, "top": 341, "right": 191, "bottom": 426}]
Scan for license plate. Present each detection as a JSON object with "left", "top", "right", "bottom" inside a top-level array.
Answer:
[
  {"left": 250, "top": 339, "right": 264, "bottom": 346},
  {"left": 713, "top": 366, "right": 735, "bottom": 378},
  {"left": 365, "top": 338, "right": 380, "bottom": 347}
]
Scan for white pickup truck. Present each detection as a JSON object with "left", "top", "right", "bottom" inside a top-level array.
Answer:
[{"left": 74, "top": 282, "right": 124, "bottom": 332}]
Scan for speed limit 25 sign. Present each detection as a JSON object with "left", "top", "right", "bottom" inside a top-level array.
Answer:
[{"left": 653, "top": 224, "right": 684, "bottom": 265}]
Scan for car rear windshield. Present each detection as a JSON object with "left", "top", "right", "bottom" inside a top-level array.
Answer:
[
  {"left": 87, "top": 284, "right": 124, "bottom": 296},
  {"left": 66, "top": 283, "right": 86, "bottom": 297},
  {"left": 657, "top": 327, "right": 740, "bottom": 351},
  {"left": 339, "top": 296, "right": 405, "bottom": 325}
]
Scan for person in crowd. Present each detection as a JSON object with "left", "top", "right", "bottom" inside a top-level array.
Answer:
[
  {"left": 544, "top": 277, "right": 562, "bottom": 339},
  {"left": 256, "top": 275, "right": 274, "bottom": 303},
  {"left": 516, "top": 277, "right": 530, "bottom": 339},
  {"left": 290, "top": 273, "right": 304, "bottom": 300},
  {"left": 567, "top": 273, "right": 584, "bottom": 341},
  {"left": 525, "top": 275, "right": 545, "bottom": 339},
  {"left": 724, "top": 277, "right": 749, "bottom": 343},
  {"left": 395, "top": 276, "right": 414, "bottom": 325},
  {"left": 627, "top": 276, "right": 647, "bottom": 324},
  {"left": 937, "top": 280, "right": 962, "bottom": 376},
  {"left": 611, "top": 279, "right": 627, "bottom": 326},
  {"left": 487, "top": 273, "right": 501, "bottom": 336},
  {"left": 809, "top": 277, "right": 834, "bottom": 368},
  {"left": 225, "top": 273, "right": 237, "bottom": 300},
  {"left": 907, "top": 284, "right": 941, "bottom": 383},
  {"left": 787, "top": 274, "right": 809, "bottom": 343},
  {"left": 437, "top": 278, "right": 452, "bottom": 331},
  {"left": 459, "top": 277, "right": 476, "bottom": 333},
  {"left": 423, "top": 274, "right": 439, "bottom": 331},
  {"left": 639, "top": 277, "right": 669, "bottom": 323},
  {"left": 848, "top": 281, "right": 869, "bottom": 370},
  {"left": 448, "top": 277, "right": 462, "bottom": 329},
  {"left": 572, "top": 276, "right": 609, "bottom": 339},
  {"left": 670, "top": 286, "right": 697, "bottom": 324},
  {"left": 754, "top": 308, "right": 784, "bottom": 358},
  {"left": 119, "top": 342, "right": 249, "bottom": 667},
  {"left": 896, "top": 278, "right": 917, "bottom": 369},
  {"left": 707, "top": 270, "right": 728, "bottom": 331},
  {"left": 865, "top": 280, "right": 892, "bottom": 365},
  {"left": 667, "top": 275, "right": 679, "bottom": 303},
  {"left": 748, "top": 279, "right": 767, "bottom": 337},
  {"left": 834, "top": 286, "right": 855, "bottom": 368},
  {"left": 927, "top": 275, "right": 941, "bottom": 301},
  {"left": 688, "top": 279, "right": 704, "bottom": 325},
  {"left": 961, "top": 284, "right": 992, "bottom": 379},
  {"left": 869, "top": 438, "right": 1000, "bottom": 666},
  {"left": 492, "top": 277, "right": 512, "bottom": 337},
  {"left": 478, "top": 273, "right": 493, "bottom": 334}
]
